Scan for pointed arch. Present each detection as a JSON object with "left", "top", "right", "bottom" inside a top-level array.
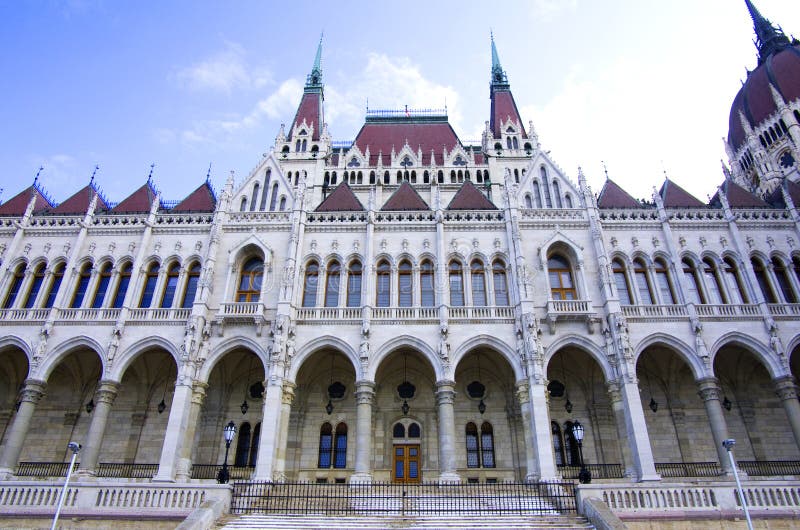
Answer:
[
  {"left": 709, "top": 332, "right": 782, "bottom": 379},
  {"left": 368, "top": 335, "right": 441, "bottom": 381},
  {"left": 37, "top": 335, "right": 106, "bottom": 381},
  {"left": 633, "top": 333, "right": 707, "bottom": 380},
  {"left": 199, "top": 336, "right": 270, "bottom": 383},
  {"left": 543, "top": 335, "right": 614, "bottom": 382},
  {"left": 450, "top": 334, "right": 525, "bottom": 381},
  {"left": 288, "top": 336, "right": 361, "bottom": 382},
  {"left": 110, "top": 336, "right": 182, "bottom": 381}
]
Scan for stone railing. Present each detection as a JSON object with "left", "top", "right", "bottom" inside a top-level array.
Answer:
[
  {"left": 56, "top": 308, "right": 121, "bottom": 322},
  {"left": 694, "top": 304, "right": 762, "bottom": 319},
  {"left": 372, "top": 306, "right": 439, "bottom": 322},
  {"left": 0, "top": 308, "right": 51, "bottom": 323},
  {"left": 295, "top": 307, "right": 362, "bottom": 322},
  {"left": 768, "top": 303, "right": 800, "bottom": 318},
  {"left": 448, "top": 305, "right": 515, "bottom": 321},
  {"left": 547, "top": 299, "right": 591, "bottom": 314},
  {"left": 622, "top": 304, "right": 689, "bottom": 320},
  {"left": 126, "top": 307, "right": 192, "bottom": 322}
]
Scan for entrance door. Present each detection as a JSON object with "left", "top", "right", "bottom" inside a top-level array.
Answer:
[{"left": 393, "top": 444, "right": 421, "bottom": 483}]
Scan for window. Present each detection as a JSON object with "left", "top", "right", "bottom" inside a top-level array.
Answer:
[
  {"left": 654, "top": 259, "right": 675, "bottom": 304},
  {"left": 2, "top": 264, "right": 25, "bottom": 309},
  {"left": 466, "top": 422, "right": 495, "bottom": 468},
  {"left": 552, "top": 422, "right": 565, "bottom": 466},
  {"left": 563, "top": 422, "right": 580, "bottom": 466},
  {"left": 181, "top": 262, "right": 201, "bottom": 308},
  {"left": 393, "top": 423, "right": 406, "bottom": 438},
  {"left": 633, "top": 260, "right": 654, "bottom": 305},
  {"left": 376, "top": 260, "right": 391, "bottom": 307},
  {"left": 449, "top": 261, "right": 464, "bottom": 306},
  {"left": 612, "top": 260, "right": 632, "bottom": 305},
  {"left": 723, "top": 259, "right": 746, "bottom": 304},
  {"left": 466, "top": 422, "right": 480, "bottom": 468},
  {"left": 24, "top": 263, "right": 46, "bottom": 309},
  {"left": 269, "top": 182, "right": 279, "bottom": 211},
  {"left": 532, "top": 181, "right": 542, "bottom": 208},
  {"left": 334, "top": 423, "right": 347, "bottom": 469},
  {"left": 234, "top": 422, "right": 252, "bottom": 467},
  {"left": 160, "top": 262, "right": 180, "bottom": 308},
  {"left": 548, "top": 255, "right": 576, "bottom": 300},
  {"left": 237, "top": 258, "right": 263, "bottom": 303},
  {"left": 250, "top": 183, "right": 259, "bottom": 212},
  {"left": 702, "top": 259, "right": 723, "bottom": 304},
  {"left": 92, "top": 262, "right": 113, "bottom": 308},
  {"left": 541, "top": 168, "right": 552, "bottom": 208},
  {"left": 471, "top": 260, "right": 487, "bottom": 306},
  {"left": 249, "top": 423, "right": 261, "bottom": 467},
  {"left": 481, "top": 423, "right": 495, "bottom": 468},
  {"left": 524, "top": 194, "right": 532, "bottom": 208},
  {"left": 302, "top": 262, "right": 319, "bottom": 307},
  {"left": 552, "top": 181, "right": 563, "bottom": 208},
  {"left": 408, "top": 422, "right": 420, "bottom": 438},
  {"left": 493, "top": 260, "right": 509, "bottom": 305},
  {"left": 682, "top": 259, "right": 704, "bottom": 304},
  {"left": 346, "top": 261, "right": 362, "bottom": 308},
  {"left": 398, "top": 260, "right": 413, "bottom": 307},
  {"left": 260, "top": 170, "right": 271, "bottom": 210},
  {"left": 419, "top": 260, "right": 435, "bottom": 307},
  {"left": 318, "top": 423, "right": 333, "bottom": 468},
  {"left": 112, "top": 262, "right": 132, "bottom": 308},
  {"left": 751, "top": 258, "right": 776, "bottom": 303},
  {"left": 324, "top": 261, "right": 341, "bottom": 307},
  {"left": 318, "top": 422, "right": 347, "bottom": 469},
  {"left": 139, "top": 262, "right": 160, "bottom": 308},
  {"left": 772, "top": 257, "right": 798, "bottom": 303},
  {"left": 44, "top": 263, "right": 65, "bottom": 308},
  {"left": 72, "top": 263, "right": 93, "bottom": 308}
]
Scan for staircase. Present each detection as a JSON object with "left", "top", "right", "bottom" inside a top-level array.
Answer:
[{"left": 219, "top": 514, "right": 594, "bottom": 529}]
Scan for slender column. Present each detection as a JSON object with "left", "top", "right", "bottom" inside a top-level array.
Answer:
[
  {"left": 696, "top": 377, "right": 734, "bottom": 475},
  {"left": 619, "top": 377, "right": 661, "bottom": 481},
  {"left": 175, "top": 382, "right": 208, "bottom": 482},
  {"left": 527, "top": 380, "right": 558, "bottom": 480},
  {"left": 77, "top": 380, "right": 120, "bottom": 476},
  {"left": 514, "top": 380, "right": 537, "bottom": 481},
  {"left": 153, "top": 374, "right": 192, "bottom": 482},
  {"left": 0, "top": 379, "right": 46, "bottom": 478},
  {"left": 435, "top": 380, "right": 460, "bottom": 483},
  {"left": 351, "top": 380, "right": 375, "bottom": 484},
  {"left": 606, "top": 380, "right": 635, "bottom": 478},
  {"left": 773, "top": 376, "right": 800, "bottom": 452},
  {"left": 272, "top": 382, "right": 296, "bottom": 481},
  {"left": 253, "top": 377, "right": 283, "bottom": 481}
]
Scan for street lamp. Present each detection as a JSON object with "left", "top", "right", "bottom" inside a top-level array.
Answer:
[
  {"left": 572, "top": 420, "right": 591, "bottom": 484},
  {"left": 217, "top": 421, "right": 237, "bottom": 484},
  {"left": 723, "top": 439, "right": 753, "bottom": 530},
  {"left": 51, "top": 442, "right": 81, "bottom": 530}
]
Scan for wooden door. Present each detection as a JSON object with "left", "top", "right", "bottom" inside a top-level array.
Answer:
[{"left": 392, "top": 444, "right": 421, "bottom": 483}]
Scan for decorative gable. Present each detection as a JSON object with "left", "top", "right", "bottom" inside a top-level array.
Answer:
[
  {"left": 316, "top": 182, "right": 365, "bottom": 212},
  {"left": 232, "top": 154, "right": 294, "bottom": 213},
  {"left": 447, "top": 180, "right": 497, "bottom": 210},
  {"left": 381, "top": 182, "right": 430, "bottom": 211}
]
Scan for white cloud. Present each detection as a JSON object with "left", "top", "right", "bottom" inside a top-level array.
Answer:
[
  {"left": 174, "top": 42, "right": 272, "bottom": 94},
  {"left": 529, "top": 0, "right": 578, "bottom": 20}
]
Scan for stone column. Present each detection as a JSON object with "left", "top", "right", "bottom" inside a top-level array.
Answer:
[
  {"left": 153, "top": 376, "right": 192, "bottom": 482},
  {"left": 175, "top": 382, "right": 208, "bottom": 482},
  {"left": 696, "top": 377, "right": 734, "bottom": 475},
  {"left": 77, "top": 380, "right": 120, "bottom": 476},
  {"left": 0, "top": 379, "right": 46, "bottom": 478},
  {"left": 272, "top": 382, "right": 296, "bottom": 481},
  {"left": 606, "top": 380, "right": 635, "bottom": 478},
  {"left": 619, "top": 377, "right": 661, "bottom": 481},
  {"left": 253, "top": 377, "right": 284, "bottom": 481},
  {"left": 527, "top": 380, "right": 558, "bottom": 480},
  {"left": 351, "top": 380, "right": 375, "bottom": 484},
  {"left": 773, "top": 376, "right": 800, "bottom": 452},
  {"left": 514, "top": 380, "right": 537, "bottom": 481},
  {"left": 435, "top": 380, "right": 460, "bottom": 483}
]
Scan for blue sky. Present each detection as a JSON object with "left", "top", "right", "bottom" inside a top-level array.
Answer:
[{"left": 1, "top": 0, "right": 798, "bottom": 206}]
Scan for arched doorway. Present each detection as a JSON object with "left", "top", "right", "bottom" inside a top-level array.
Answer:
[{"left": 0, "top": 344, "right": 29, "bottom": 456}]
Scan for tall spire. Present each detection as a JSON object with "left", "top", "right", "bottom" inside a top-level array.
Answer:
[
  {"left": 744, "top": 0, "right": 792, "bottom": 65},
  {"left": 306, "top": 34, "right": 324, "bottom": 90},
  {"left": 490, "top": 33, "right": 509, "bottom": 89}
]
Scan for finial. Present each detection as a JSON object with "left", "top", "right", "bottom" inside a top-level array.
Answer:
[
  {"left": 601, "top": 161, "right": 609, "bottom": 180},
  {"left": 306, "top": 33, "right": 324, "bottom": 87},
  {"left": 660, "top": 160, "right": 669, "bottom": 180},
  {"left": 147, "top": 163, "right": 155, "bottom": 184},
  {"left": 490, "top": 32, "right": 508, "bottom": 87},
  {"left": 744, "top": 0, "right": 791, "bottom": 64},
  {"left": 90, "top": 165, "right": 99, "bottom": 186},
  {"left": 33, "top": 166, "right": 44, "bottom": 186},
  {"left": 206, "top": 162, "right": 212, "bottom": 183}
]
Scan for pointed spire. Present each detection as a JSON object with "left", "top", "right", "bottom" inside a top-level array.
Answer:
[
  {"left": 306, "top": 33, "right": 324, "bottom": 89},
  {"left": 490, "top": 32, "right": 509, "bottom": 88},
  {"left": 744, "top": 0, "right": 792, "bottom": 64}
]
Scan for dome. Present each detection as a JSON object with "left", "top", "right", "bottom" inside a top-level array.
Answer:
[{"left": 728, "top": 44, "right": 800, "bottom": 152}]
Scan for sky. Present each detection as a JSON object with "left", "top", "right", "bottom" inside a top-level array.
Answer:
[{"left": 1, "top": 0, "right": 798, "bottom": 206}]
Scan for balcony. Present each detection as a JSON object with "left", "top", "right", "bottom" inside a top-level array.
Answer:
[
  {"left": 695, "top": 303, "right": 761, "bottom": 320},
  {"left": 126, "top": 307, "right": 192, "bottom": 323},
  {"left": 296, "top": 307, "right": 362, "bottom": 323},
  {"left": 768, "top": 303, "right": 800, "bottom": 319},
  {"left": 545, "top": 299, "right": 597, "bottom": 333},
  {"left": 622, "top": 304, "right": 689, "bottom": 321},
  {"left": 0, "top": 307, "right": 51, "bottom": 324},
  {"left": 56, "top": 307, "right": 121, "bottom": 323},
  {"left": 215, "top": 302, "right": 271, "bottom": 335},
  {"left": 447, "top": 305, "right": 514, "bottom": 322}
]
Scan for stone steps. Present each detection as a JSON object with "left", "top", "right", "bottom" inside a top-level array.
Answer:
[{"left": 219, "top": 514, "right": 594, "bottom": 529}]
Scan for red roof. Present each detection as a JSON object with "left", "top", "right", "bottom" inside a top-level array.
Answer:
[
  {"left": 659, "top": 179, "right": 705, "bottom": 208},
  {"left": 171, "top": 181, "right": 216, "bottom": 212},
  {"left": 289, "top": 92, "right": 322, "bottom": 141},
  {"left": 353, "top": 121, "right": 461, "bottom": 166},
  {"left": 315, "top": 182, "right": 364, "bottom": 212},
  {"left": 49, "top": 185, "right": 108, "bottom": 215},
  {"left": 112, "top": 182, "right": 158, "bottom": 214},
  {"left": 0, "top": 186, "right": 52, "bottom": 216},
  {"left": 766, "top": 179, "right": 800, "bottom": 207},
  {"left": 381, "top": 182, "right": 430, "bottom": 211},
  {"left": 597, "top": 179, "right": 643, "bottom": 208},
  {"left": 711, "top": 180, "right": 769, "bottom": 208},
  {"left": 490, "top": 89, "right": 527, "bottom": 139},
  {"left": 447, "top": 180, "right": 497, "bottom": 210}
]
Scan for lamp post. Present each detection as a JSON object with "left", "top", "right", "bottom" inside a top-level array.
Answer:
[
  {"left": 51, "top": 442, "right": 81, "bottom": 530},
  {"left": 723, "top": 439, "right": 753, "bottom": 530},
  {"left": 217, "top": 421, "right": 236, "bottom": 484},
  {"left": 572, "top": 420, "right": 591, "bottom": 484}
]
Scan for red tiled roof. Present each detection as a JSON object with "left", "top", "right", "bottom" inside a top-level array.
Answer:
[
  {"left": 112, "top": 182, "right": 158, "bottom": 214},
  {"left": 597, "top": 179, "right": 642, "bottom": 209},
  {"left": 767, "top": 179, "right": 800, "bottom": 207},
  {"left": 315, "top": 182, "right": 364, "bottom": 212},
  {"left": 0, "top": 186, "right": 52, "bottom": 216},
  {"left": 49, "top": 185, "right": 108, "bottom": 215},
  {"left": 447, "top": 180, "right": 497, "bottom": 210},
  {"left": 659, "top": 179, "right": 705, "bottom": 208},
  {"left": 171, "top": 181, "right": 217, "bottom": 212},
  {"left": 490, "top": 89, "right": 527, "bottom": 139},
  {"left": 381, "top": 182, "right": 430, "bottom": 211},
  {"left": 289, "top": 92, "right": 322, "bottom": 141},
  {"left": 473, "top": 152, "right": 486, "bottom": 165},
  {"left": 788, "top": 180, "right": 800, "bottom": 206},
  {"left": 711, "top": 180, "right": 769, "bottom": 208},
  {"left": 353, "top": 121, "right": 461, "bottom": 166}
]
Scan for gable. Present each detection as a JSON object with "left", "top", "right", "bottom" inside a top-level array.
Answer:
[
  {"left": 447, "top": 180, "right": 497, "bottom": 210},
  {"left": 316, "top": 182, "right": 365, "bottom": 212},
  {"left": 381, "top": 181, "right": 430, "bottom": 211}
]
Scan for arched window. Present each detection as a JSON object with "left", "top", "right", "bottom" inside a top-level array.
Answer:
[
  {"left": 752, "top": 258, "right": 776, "bottom": 303},
  {"left": 552, "top": 422, "right": 565, "bottom": 466},
  {"left": 138, "top": 262, "right": 159, "bottom": 308},
  {"left": 91, "top": 262, "right": 113, "bottom": 308},
  {"left": 376, "top": 260, "right": 391, "bottom": 307},
  {"left": 181, "top": 262, "right": 201, "bottom": 308},
  {"left": 301, "top": 139, "right": 307, "bottom": 152},
  {"left": 269, "top": 183, "right": 279, "bottom": 211},
  {"left": 234, "top": 422, "right": 252, "bottom": 467},
  {"left": 240, "top": 197, "right": 247, "bottom": 211},
  {"left": 772, "top": 257, "right": 798, "bottom": 303},
  {"left": 449, "top": 261, "right": 464, "bottom": 306},
  {"left": 564, "top": 422, "right": 580, "bottom": 466},
  {"left": 564, "top": 194, "right": 573, "bottom": 208},
  {"left": 420, "top": 260, "right": 435, "bottom": 307},
  {"left": 2, "top": 264, "right": 25, "bottom": 309},
  {"left": 160, "top": 262, "right": 180, "bottom": 308},
  {"left": 682, "top": 259, "right": 704, "bottom": 304},
  {"left": 548, "top": 255, "right": 576, "bottom": 300},
  {"left": 302, "top": 261, "right": 319, "bottom": 307},
  {"left": 533, "top": 181, "right": 542, "bottom": 208},
  {"left": 471, "top": 260, "right": 487, "bottom": 306},
  {"left": 279, "top": 196, "right": 287, "bottom": 211},
  {"left": 237, "top": 258, "right": 264, "bottom": 303},
  {"left": 249, "top": 423, "right": 261, "bottom": 467},
  {"left": 541, "top": 168, "right": 552, "bottom": 207},
  {"left": 72, "top": 263, "right": 93, "bottom": 308},
  {"left": 654, "top": 259, "right": 676, "bottom": 304},
  {"left": 44, "top": 263, "right": 65, "bottom": 309},
  {"left": 493, "top": 260, "right": 509, "bottom": 305},
  {"left": 324, "top": 261, "right": 341, "bottom": 307},
  {"left": 634, "top": 259, "right": 654, "bottom": 305},
  {"left": 295, "top": 140, "right": 301, "bottom": 152},
  {"left": 506, "top": 137, "right": 512, "bottom": 149},
  {"left": 702, "top": 259, "right": 723, "bottom": 304},
  {"left": 334, "top": 423, "right": 348, "bottom": 469},
  {"left": 250, "top": 183, "right": 259, "bottom": 212},
  {"left": 793, "top": 256, "right": 800, "bottom": 285},
  {"left": 466, "top": 422, "right": 479, "bottom": 468},
  {"left": 408, "top": 422, "right": 420, "bottom": 438},
  {"left": 112, "top": 262, "right": 132, "bottom": 308},
  {"left": 398, "top": 260, "right": 413, "bottom": 307},
  {"left": 512, "top": 137, "right": 519, "bottom": 149},
  {"left": 260, "top": 170, "right": 271, "bottom": 210},
  {"left": 346, "top": 261, "right": 362, "bottom": 308},
  {"left": 552, "top": 180, "right": 563, "bottom": 208},
  {"left": 437, "top": 170, "right": 444, "bottom": 184},
  {"left": 723, "top": 259, "right": 746, "bottom": 304},
  {"left": 481, "top": 422, "right": 495, "bottom": 468},
  {"left": 524, "top": 194, "right": 532, "bottom": 208},
  {"left": 612, "top": 260, "right": 632, "bottom": 304},
  {"left": 318, "top": 423, "right": 333, "bottom": 468},
  {"left": 393, "top": 423, "right": 406, "bottom": 438},
  {"left": 23, "top": 263, "right": 46, "bottom": 309}
]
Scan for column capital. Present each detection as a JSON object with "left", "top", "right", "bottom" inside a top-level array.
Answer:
[
  {"left": 354, "top": 380, "right": 376, "bottom": 404},
  {"left": 191, "top": 381, "right": 209, "bottom": 405},
  {"left": 435, "top": 380, "right": 456, "bottom": 405},
  {"left": 696, "top": 376, "right": 722, "bottom": 402},
  {"left": 20, "top": 379, "right": 47, "bottom": 403},
  {"left": 773, "top": 375, "right": 799, "bottom": 401},
  {"left": 515, "top": 379, "right": 530, "bottom": 405},
  {"left": 95, "top": 380, "right": 121, "bottom": 405},
  {"left": 281, "top": 381, "right": 296, "bottom": 405}
]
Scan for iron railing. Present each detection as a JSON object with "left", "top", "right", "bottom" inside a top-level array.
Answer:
[
  {"left": 655, "top": 462, "right": 722, "bottom": 478},
  {"left": 230, "top": 481, "right": 577, "bottom": 516},
  {"left": 190, "top": 464, "right": 254, "bottom": 480},
  {"left": 97, "top": 462, "right": 159, "bottom": 479},
  {"left": 558, "top": 463, "right": 624, "bottom": 479},
  {"left": 739, "top": 460, "right": 800, "bottom": 476},
  {"left": 15, "top": 461, "right": 74, "bottom": 477}
]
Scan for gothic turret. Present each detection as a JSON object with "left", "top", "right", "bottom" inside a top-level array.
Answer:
[
  {"left": 744, "top": 0, "right": 793, "bottom": 65},
  {"left": 287, "top": 36, "right": 325, "bottom": 143},
  {"left": 488, "top": 35, "right": 527, "bottom": 147}
]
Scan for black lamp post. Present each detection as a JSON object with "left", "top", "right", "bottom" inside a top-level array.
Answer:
[
  {"left": 217, "top": 421, "right": 237, "bottom": 484},
  {"left": 572, "top": 420, "right": 591, "bottom": 484}
]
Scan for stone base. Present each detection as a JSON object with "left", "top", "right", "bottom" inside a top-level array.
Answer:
[
  {"left": 438, "top": 472, "right": 461, "bottom": 483},
  {"left": 637, "top": 472, "right": 662, "bottom": 482},
  {"left": 0, "top": 467, "right": 16, "bottom": 481},
  {"left": 349, "top": 472, "right": 373, "bottom": 485},
  {"left": 73, "top": 469, "right": 99, "bottom": 480}
]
